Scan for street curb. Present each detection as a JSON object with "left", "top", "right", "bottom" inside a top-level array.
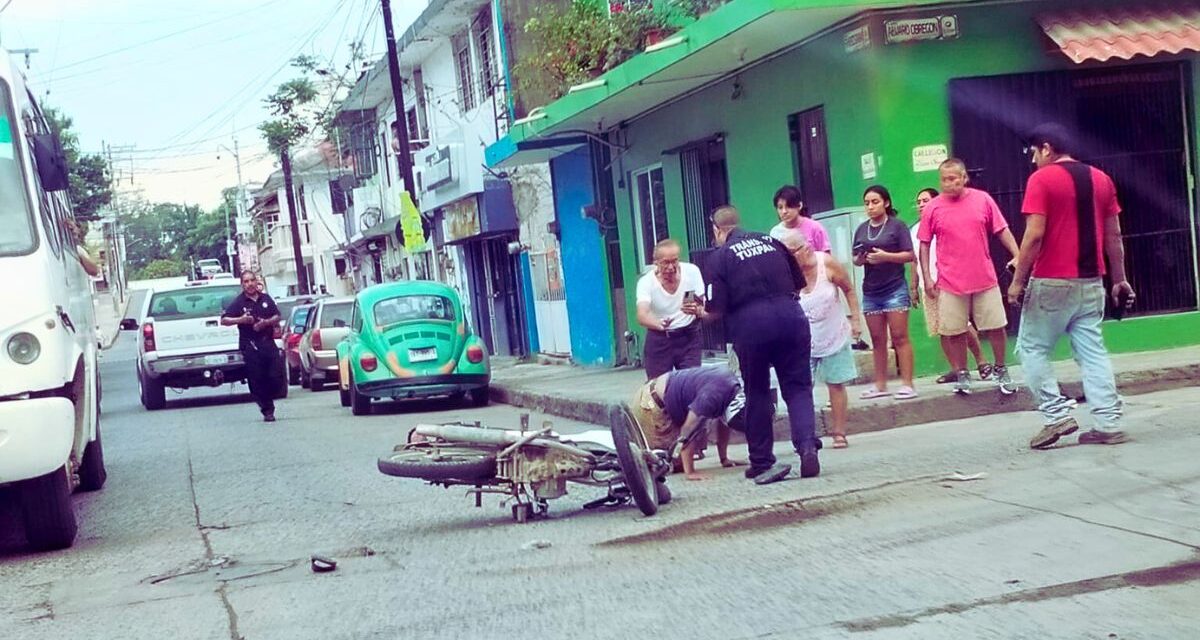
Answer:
[
  {"left": 491, "top": 361, "right": 1200, "bottom": 441},
  {"left": 100, "top": 294, "right": 131, "bottom": 351}
]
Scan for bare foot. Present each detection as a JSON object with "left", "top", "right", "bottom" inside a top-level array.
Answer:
[
  {"left": 720, "top": 459, "right": 746, "bottom": 468},
  {"left": 685, "top": 473, "right": 708, "bottom": 481}
]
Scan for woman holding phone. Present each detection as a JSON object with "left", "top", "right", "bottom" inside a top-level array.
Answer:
[{"left": 852, "top": 185, "right": 917, "bottom": 400}]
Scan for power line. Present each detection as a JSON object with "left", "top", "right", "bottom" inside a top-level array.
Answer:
[
  {"left": 154, "top": 0, "right": 352, "bottom": 155},
  {"left": 47, "top": 0, "right": 289, "bottom": 74}
]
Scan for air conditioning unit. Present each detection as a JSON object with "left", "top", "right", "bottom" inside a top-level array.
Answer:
[{"left": 418, "top": 145, "right": 456, "bottom": 192}]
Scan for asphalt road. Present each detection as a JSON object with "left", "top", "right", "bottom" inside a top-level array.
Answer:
[{"left": 1, "top": 331, "right": 1197, "bottom": 639}]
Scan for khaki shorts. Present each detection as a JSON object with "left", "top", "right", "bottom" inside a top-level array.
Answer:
[
  {"left": 629, "top": 376, "right": 679, "bottom": 451},
  {"left": 922, "top": 292, "right": 940, "bottom": 337},
  {"left": 938, "top": 286, "right": 1007, "bottom": 336}
]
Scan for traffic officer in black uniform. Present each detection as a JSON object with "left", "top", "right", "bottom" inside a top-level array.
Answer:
[
  {"left": 221, "top": 271, "right": 283, "bottom": 422},
  {"left": 693, "top": 205, "right": 819, "bottom": 483}
]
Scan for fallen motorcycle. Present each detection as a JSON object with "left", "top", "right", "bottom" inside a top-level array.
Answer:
[{"left": 377, "top": 404, "right": 671, "bottom": 523}]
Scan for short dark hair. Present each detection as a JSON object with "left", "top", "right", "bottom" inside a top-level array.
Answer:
[
  {"left": 240, "top": 270, "right": 258, "bottom": 281},
  {"left": 917, "top": 187, "right": 939, "bottom": 200},
  {"left": 1026, "top": 123, "right": 1074, "bottom": 156},
  {"left": 773, "top": 185, "right": 803, "bottom": 210}
]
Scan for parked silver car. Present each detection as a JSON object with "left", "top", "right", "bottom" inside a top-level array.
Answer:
[{"left": 298, "top": 297, "right": 354, "bottom": 391}]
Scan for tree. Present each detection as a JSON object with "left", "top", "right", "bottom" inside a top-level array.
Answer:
[
  {"left": 45, "top": 109, "right": 113, "bottom": 219},
  {"left": 134, "top": 258, "right": 188, "bottom": 280},
  {"left": 260, "top": 59, "right": 321, "bottom": 295}
]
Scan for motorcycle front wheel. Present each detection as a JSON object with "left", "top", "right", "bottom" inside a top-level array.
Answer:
[
  {"left": 609, "top": 404, "right": 659, "bottom": 516},
  {"left": 377, "top": 444, "right": 497, "bottom": 481}
]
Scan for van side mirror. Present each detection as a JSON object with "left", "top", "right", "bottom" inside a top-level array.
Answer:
[
  {"left": 120, "top": 318, "right": 138, "bottom": 331},
  {"left": 31, "top": 134, "right": 70, "bottom": 192}
]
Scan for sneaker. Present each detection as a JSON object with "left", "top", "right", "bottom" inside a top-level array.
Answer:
[
  {"left": 1029, "top": 416, "right": 1078, "bottom": 449},
  {"left": 1077, "top": 430, "right": 1130, "bottom": 446},
  {"left": 753, "top": 463, "right": 792, "bottom": 485},
  {"left": 977, "top": 363, "right": 994, "bottom": 381},
  {"left": 799, "top": 449, "right": 820, "bottom": 478},
  {"left": 953, "top": 370, "right": 971, "bottom": 395},
  {"left": 994, "top": 365, "right": 1016, "bottom": 395},
  {"left": 263, "top": 413, "right": 277, "bottom": 423}
]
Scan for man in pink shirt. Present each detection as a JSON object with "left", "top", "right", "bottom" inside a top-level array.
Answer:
[{"left": 918, "top": 158, "right": 1021, "bottom": 395}]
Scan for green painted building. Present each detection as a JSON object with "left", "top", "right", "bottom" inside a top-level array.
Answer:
[{"left": 489, "top": 0, "right": 1200, "bottom": 372}]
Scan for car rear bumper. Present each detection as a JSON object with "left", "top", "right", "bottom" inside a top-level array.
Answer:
[
  {"left": 0, "top": 397, "right": 74, "bottom": 484},
  {"left": 309, "top": 351, "right": 338, "bottom": 373},
  {"left": 358, "top": 374, "right": 489, "bottom": 399},
  {"left": 146, "top": 350, "right": 244, "bottom": 378}
]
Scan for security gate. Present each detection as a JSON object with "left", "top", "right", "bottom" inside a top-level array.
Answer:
[{"left": 949, "top": 61, "right": 1198, "bottom": 320}]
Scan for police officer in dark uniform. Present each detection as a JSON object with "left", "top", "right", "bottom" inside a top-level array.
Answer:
[
  {"left": 220, "top": 271, "right": 283, "bottom": 422},
  {"left": 695, "top": 205, "right": 819, "bottom": 483}
]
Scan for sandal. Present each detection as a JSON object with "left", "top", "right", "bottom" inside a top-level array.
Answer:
[
  {"left": 936, "top": 371, "right": 957, "bottom": 384},
  {"left": 978, "top": 363, "right": 994, "bottom": 381},
  {"left": 831, "top": 434, "right": 848, "bottom": 449},
  {"left": 859, "top": 387, "right": 890, "bottom": 400},
  {"left": 893, "top": 386, "right": 918, "bottom": 400}
]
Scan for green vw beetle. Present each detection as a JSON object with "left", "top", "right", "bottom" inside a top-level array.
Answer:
[{"left": 336, "top": 281, "right": 490, "bottom": 415}]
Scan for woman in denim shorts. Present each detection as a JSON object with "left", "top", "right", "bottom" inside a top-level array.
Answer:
[{"left": 852, "top": 185, "right": 918, "bottom": 400}]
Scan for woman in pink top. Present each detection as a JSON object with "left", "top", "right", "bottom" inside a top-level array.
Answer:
[
  {"left": 769, "top": 185, "right": 832, "bottom": 252},
  {"left": 779, "top": 229, "right": 862, "bottom": 449}
]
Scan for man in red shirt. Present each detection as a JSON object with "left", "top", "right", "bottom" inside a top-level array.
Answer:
[
  {"left": 1008, "top": 123, "right": 1136, "bottom": 449},
  {"left": 918, "top": 158, "right": 1021, "bottom": 396}
]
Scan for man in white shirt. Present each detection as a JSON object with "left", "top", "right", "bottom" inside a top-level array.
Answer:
[{"left": 636, "top": 239, "right": 706, "bottom": 379}]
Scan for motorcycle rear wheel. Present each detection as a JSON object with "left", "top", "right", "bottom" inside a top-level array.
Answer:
[
  {"left": 609, "top": 404, "right": 659, "bottom": 516},
  {"left": 377, "top": 444, "right": 497, "bottom": 481}
]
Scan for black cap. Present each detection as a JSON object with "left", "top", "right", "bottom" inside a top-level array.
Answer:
[{"left": 1025, "top": 123, "right": 1074, "bottom": 155}]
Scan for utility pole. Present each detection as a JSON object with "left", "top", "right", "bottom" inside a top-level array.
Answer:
[
  {"left": 219, "top": 137, "right": 246, "bottom": 274},
  {"left": 381, "top": 0, "right": 416, "bottom": 199},
  {"left": 280, "top": 146, "right": 309, "bottom": 295}
]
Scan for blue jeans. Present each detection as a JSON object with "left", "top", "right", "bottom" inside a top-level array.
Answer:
[{"left": 1016, "top": 278, "right": 1122, "bottom": 432}]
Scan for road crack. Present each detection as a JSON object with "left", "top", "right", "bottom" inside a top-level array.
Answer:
[{"left": 186, "top": 443, "right": 243, "bottom": 640}]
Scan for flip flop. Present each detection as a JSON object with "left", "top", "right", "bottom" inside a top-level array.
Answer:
[
  {"left": 859, "top": 387, "right": 890, "bottom": 400},
  {"left": 893, "top": 386, "right": 918, "bottom": 400},
  {"left": 936, "top": 371, "right": 957, "bottom": 384},
  {"left": 831, "top": 434, "right": 848, "bottom": 449}
]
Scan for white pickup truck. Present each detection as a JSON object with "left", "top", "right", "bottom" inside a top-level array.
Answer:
[{"left": 125, "top": 281, "right": 288, "bottom": 410}]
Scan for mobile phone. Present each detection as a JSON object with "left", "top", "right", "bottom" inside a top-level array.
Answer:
[
  {"left": 683, "top": 291, "right": 697, "bottom": 304},
  {"left": 852, "top": 242, "right": 866, "bottom": 256},
  {"left": 1111, "top": 289, "right": 1133, "bottom": 321}
]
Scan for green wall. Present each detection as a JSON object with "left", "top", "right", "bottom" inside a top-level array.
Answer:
[{"left": 610, "top": 0, "right": 1200, "bottom": 374}]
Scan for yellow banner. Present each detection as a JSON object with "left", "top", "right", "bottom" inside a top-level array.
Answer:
[{"left": 399, "top": 191, "right": 426, "bottom": 251}]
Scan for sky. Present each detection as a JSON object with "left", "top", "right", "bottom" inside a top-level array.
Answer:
[{"left": 0, "top": 0, "right": 427, "bottom": 209}]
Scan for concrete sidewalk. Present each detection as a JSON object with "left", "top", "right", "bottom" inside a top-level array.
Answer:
[
  {"left": 93, "top": 290, "right": 130, "bottom": 350},
  {"left": 490, "top": 345, "right": 1200, "bottom": 441}
]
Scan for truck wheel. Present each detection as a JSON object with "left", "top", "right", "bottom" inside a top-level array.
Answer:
[
  {"left": 141, "top": 372, "right": 166, "bottom": 411},
  {"left": 287, "top": 361, "right": 300, "bottom": 386},
  {"left": 273, "top": 359, "right": 289, "bottom": 399},
  {"left": 20, "top": 465, "right": 78, "bottom": 551},
  {"left": 308, "top": 373, "right": 324, "bottom": 392},
  {"left": 469, "top": 386, "right": 489, "bottom": 407},
  {"left": 350, "top": 374, "right": 371, "bottom": 416},
  {"left": 339, "top": 385, "right": 351, "bottom": 407},
  {"left": 78, "top": 409, "right": 107, "bottom": 492}
]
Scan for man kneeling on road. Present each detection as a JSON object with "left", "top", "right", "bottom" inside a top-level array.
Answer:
[{"left": 629, "top": 365, "right": 747, "bottom": 481}]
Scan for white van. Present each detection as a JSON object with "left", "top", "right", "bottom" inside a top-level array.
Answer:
[{"left": 0, "top": 53, "right": 104, "bottom": 550}]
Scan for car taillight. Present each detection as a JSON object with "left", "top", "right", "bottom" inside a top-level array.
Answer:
[
  {"left": 287, "top": 333, "right": 302, "bottom": 348},
  {"left": 142, "top": 322, "right": 156, "bottom": 352},
  {"left": 312, "top": 329, "right": 323, "bottom": 351},
  {"left": 466, "top": 344, "right": 484, "bottom": 364},
  {"left": 360, "top": 352, "right": 377, "bottom": 372}
]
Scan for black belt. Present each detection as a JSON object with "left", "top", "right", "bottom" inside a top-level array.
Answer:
[{"left": 653, "top": 323, "right": 697, "bottom": 338}]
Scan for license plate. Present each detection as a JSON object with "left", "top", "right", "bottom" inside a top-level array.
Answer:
[
  {"left": 204, "top": 354, "right": 228, "bottom": 366},
  {"left": 408, "top": 347, "right": 437, "bottom": 363}
]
